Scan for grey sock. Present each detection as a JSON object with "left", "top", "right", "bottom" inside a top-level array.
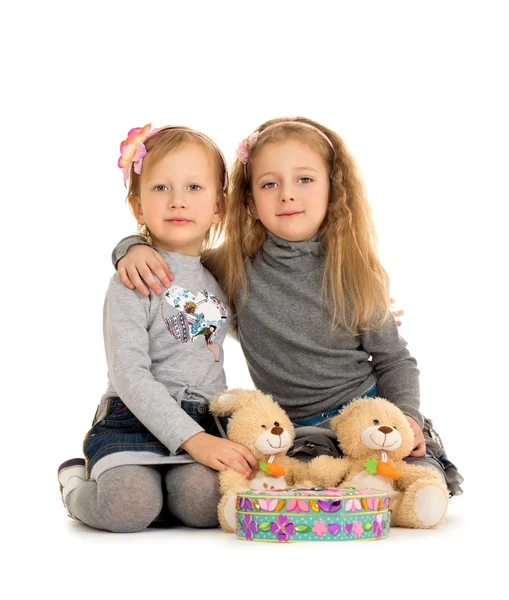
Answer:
[
  {"left": 164, "top": 463, "right": 220, "bottom": 528},
  {"left": 66, "top": 465, "right": 163, "bottom": 533}
]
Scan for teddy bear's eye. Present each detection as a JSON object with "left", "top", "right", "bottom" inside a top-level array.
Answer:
[
  {"left": 373, "top": 419, "right": 380, "bottom": 425},
  {"left": 261, "top": 425, "right": 267, "bottom": 429}
]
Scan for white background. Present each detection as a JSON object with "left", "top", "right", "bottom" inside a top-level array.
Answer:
[{"left": 2, "top": 1, "right": 506, "bottom": 597}]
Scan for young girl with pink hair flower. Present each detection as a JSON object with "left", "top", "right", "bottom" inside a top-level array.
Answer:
[
  {"left": 106, "top": 117, "right": 463, "bottom": 498},
  {"left": 57, "top": 125, "right": 259, "bottom": 533}
]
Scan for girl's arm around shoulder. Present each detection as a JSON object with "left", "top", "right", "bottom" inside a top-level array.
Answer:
[
  {"left": 114, "top": 237, "right": 174, "bottom": 296},
  {"left": 112, "top": 235, "right": 152, "bottom": 269}
]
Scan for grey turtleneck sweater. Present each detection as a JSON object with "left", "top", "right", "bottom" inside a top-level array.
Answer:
[{"left": 113, "top": 234, "right": 422, "bottom": 428}]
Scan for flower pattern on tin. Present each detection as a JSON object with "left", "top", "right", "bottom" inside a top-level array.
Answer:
[
  {"left": 286, "top": 498, "right": 310, "bottom": 513},
  {"left": 312, "top": 520, "right": 328, "bottom": 538},
  {"left": 317, "top": 499, "right": 342, "bottom": 512},
  {"left": 270, "top": 515, "right": 296, "bottom": 541},
  {"left": 238, "top": 497, "right": 253, "bottom": 511},
  {"left": 372, "top": 514, "right": 385, "bottom": 538},
  {"left": 241, "top": 514, "right": 258, "bottom": 540}
]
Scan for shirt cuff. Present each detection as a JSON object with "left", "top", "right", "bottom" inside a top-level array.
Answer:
[
  {"left": 398, "top": 405, "right": 425, "bottom": 430},
  {"left": 167, "top": 419, "right": 205, "bottom": 455},
  {"left": 112, "top": 239, "right": 152, "bottom": 269}
]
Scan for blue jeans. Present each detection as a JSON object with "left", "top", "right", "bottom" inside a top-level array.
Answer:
[
  {"left": 291, "top": 383, "right": 378, "bottom": 427},
  {"left": 84, "top": 397, "right": 222, "bottom": 476}
]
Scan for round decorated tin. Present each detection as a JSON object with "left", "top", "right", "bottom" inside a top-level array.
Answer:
[{"left": 236, "top": 488, "right": 390, "bottom": 542}]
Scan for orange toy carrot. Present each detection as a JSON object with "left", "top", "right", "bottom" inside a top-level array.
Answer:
[
  {"left": 364, "top": 458, "right": 400, "bottom": 479},
  {"left": 259, "top": 461, "right": 286, "bottom": 477}
]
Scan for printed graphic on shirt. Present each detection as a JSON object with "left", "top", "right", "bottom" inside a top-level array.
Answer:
[{"left": 161, "top": 287, "right": 228, "bottom": 362}]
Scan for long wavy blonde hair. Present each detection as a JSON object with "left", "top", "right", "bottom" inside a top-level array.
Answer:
[{"left": 211, "top": 116, "right": 391, "bottom": 334}]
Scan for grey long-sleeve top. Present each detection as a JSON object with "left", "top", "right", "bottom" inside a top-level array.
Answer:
[
  {"left": 113, "top": 234, "right": 423, "bottom": 428},
  {"left": 100, "top": 249, "right": 229, "bottom": 455}
]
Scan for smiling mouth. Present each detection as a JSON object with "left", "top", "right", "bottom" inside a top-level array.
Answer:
[
  {"left": 268, "top": 439, "right": 289, "bottom": 450},
  {"left": 369, "top": 434, "right": 399, "bottom": 449}
]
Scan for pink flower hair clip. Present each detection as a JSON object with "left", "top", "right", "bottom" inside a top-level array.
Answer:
[
  {"left": 236, "top": 131, "right": 260, "bottom": 165},
  {"left": 118, "top": 124, "right": 229, "bottom": 190},
  {"left": 118, "top": 124, "right": 152, "bottom": 187},
  {"left": 235, "top": 121, "right": 335, "bottom": 177}
]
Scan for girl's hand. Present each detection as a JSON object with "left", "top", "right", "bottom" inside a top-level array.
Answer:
[
  {"left": 180, "top": 432, "right": 258, "bottom": 479},
  {"left": 118, "top": 245, "right": 174, "bottom": 296},
  {"left": 390, "top": 298, "right": 404, "bottom": 327},
  {"left": 405, "top": 416, "right": 426, "bottom": 457}
]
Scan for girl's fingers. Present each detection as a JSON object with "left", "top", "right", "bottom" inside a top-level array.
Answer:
[
  {"left": 127, "top": 267, "right": 150, "bottom": 296},
  {"left": 234, "top": 444, "right": 259, "bottom": 472},
  {"left": 209, "top": 459, "right": 228, "bottom": 473},
  {"left": 154, "top": 255, "right": 175, "bottom": 286},
  {"left": 118, "top": 266, "right": 135, "bottom": 290},
  {"left": 225, "top": 457, "right": 253, "bottom": 479},
  {"left": 410, "top": 445, "right": 426, "bottom": 457},
  {"left": 138, "top": 264, "right": 163, "bottom": 295}
]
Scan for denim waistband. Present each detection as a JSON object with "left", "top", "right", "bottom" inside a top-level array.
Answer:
[{"left": 292, "top": 384, "right": 377, "bottom": 427}]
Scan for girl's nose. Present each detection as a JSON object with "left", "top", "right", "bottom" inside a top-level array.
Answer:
[
  {"left": 169, "top": 195, "right": 187, "bottom": 209},
  {"left": 280, "top": 188, "right": 295, "bottom": 203}
]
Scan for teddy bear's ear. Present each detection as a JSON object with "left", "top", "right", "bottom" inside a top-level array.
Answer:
[
  {"left": 329, "top": 414, "right": 342, "bottom": 431},
  {"left": 209, "top": 389, "right": 245, "bottom": 416}
]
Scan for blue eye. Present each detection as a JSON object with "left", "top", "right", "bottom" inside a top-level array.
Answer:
[
  {"left": 154, "top": 185, "right": 168, "bottom": 192},
  {"left": 186, "top": 184, "right": 201, "bottom": 191}
]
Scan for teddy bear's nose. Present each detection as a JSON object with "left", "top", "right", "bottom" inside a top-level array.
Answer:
[
  {"left": 271, "top": 424, "right": 284, "bottom": 435},
  {"left": 378, "top": 426, "right": 393, "bottom": 434}
]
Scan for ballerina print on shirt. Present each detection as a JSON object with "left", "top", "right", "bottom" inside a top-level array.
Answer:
[{"left": 161, "top": 287, "right": 228, "bottom": 362}]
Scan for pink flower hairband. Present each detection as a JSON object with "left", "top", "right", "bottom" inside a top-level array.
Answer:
[
  {"left": 118, "top": 124, "right": 229, "bottom": 190},
  {"left": 236, "top": 121, "right": 335, "bottom": 175}
]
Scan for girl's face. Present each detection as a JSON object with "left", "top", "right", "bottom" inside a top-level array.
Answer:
[
  {"left": 131, "top": 142, "right": 222, "bottom": 255},
  {"left": 249, "top": 138, "right": 330, "bottom": 242}
]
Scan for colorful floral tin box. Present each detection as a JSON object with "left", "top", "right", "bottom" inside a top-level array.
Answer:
[{"left": 236, "top": 488, "right": 390, "bottom": 542}]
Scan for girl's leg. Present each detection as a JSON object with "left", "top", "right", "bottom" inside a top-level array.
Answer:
[
  {"left": 65, "top": 465, "right": 163, "bottom": 533},
  {"left": 164, "top": 463, "right": 220, "bottom": 528}
]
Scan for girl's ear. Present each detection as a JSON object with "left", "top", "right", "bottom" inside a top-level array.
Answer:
[
  {"left": 128, "top": 195, "right": 145, "bottom": 225},
  {"left": 212, "top": 194, "right": 224, "bottom": 225},
  {"left": 246, "top": 192, "right": 258, "bottom": 219}
]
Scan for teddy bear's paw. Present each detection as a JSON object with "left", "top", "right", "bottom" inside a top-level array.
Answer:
[
  {"left": 414, "top": 484, "right": 448, "bottom": 527},
  {"left": 294, "top": 479, "right": 314, "bottom": 489},
  {"left": 308, "top": 455, "right": 340, "bottom": 487},
  {"left": 223, "top": 495, "right": 237, "bottom": 531}
]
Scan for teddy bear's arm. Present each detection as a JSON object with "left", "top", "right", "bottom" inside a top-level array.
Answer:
[
  {"left": 396, "top": 462, "right": 443, "bottom": 489},
  {"left": 308, "top": 456, "right": 353, "bottom": 487},
  {"left": 219, "top": 469, "right": 251, "bottom": 495},
  {"left": 282, "top": 457, "right": 310, "bottom": 486}
]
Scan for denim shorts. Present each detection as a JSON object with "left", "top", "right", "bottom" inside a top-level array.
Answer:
[
  {"left": 83, "top": 397, "right": 222, "bottom": 477},
  {"left": 291, "top": 383, "right": 378, "bottom": 427}
]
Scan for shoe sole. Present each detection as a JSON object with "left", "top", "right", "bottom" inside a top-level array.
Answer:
[{"left": 58, "top": 458, "right": 86, "bottom": 488}]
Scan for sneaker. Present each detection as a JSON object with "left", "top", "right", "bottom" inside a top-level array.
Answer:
[{"left": 58, "top": 458, "right": 86, "bottom": 515}]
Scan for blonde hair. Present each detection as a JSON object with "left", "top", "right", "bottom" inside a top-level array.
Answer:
[
  {"left": 215, "top": 116, "right": 391, "bottom": 334},
  {"left": 126, "top": 128, "right": 226, "bottom": 251}
]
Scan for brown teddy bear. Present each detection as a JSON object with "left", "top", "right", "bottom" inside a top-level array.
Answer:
[
  {"left": 309, "top": 397, "right": 449, "bottom": 529},
  {"left": 209, "top": 388, "right": 310, "bottom": 532}
]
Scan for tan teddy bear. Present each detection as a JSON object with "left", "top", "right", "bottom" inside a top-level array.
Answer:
[
  {"left": 209, "top": 388, "right": 310, "bottom": 532},
  {"left": 309, "top": 397, "right": 449, "bottom": 529}
]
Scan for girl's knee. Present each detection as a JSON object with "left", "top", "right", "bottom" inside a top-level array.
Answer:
[
  {"left": 97, "top": 466, "right": 163, "bottom": 533},
  {"left": 165, "top": 463, "right": 220, "bottom": 528}
]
